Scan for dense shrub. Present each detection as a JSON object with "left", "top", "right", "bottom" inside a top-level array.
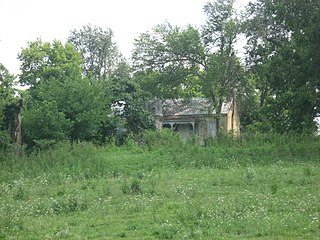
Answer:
[
  {"left": 0, "top": 131, "right": 12, "bottom": 157},
  {"left": 143, "top": 129, "right": 182, "bottom": 150}
]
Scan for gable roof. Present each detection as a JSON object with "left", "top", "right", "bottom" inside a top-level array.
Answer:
[{"left": 159, "top": 97, "right": 232, "bottom": 116}]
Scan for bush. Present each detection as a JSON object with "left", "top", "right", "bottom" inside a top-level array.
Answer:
[
  {"left": 204, "top": 129, "right": 240, "bottom": 147},
  {"left": 22, "top": 101, "right": 71, "bottom": 148},
  {"left": 143, "top": 129, "right": 182, "bottom": 150},
  {"left": 0, "top": 130, "right": 12, "bottom": 158}
]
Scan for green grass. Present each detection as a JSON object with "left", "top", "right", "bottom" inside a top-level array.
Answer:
[{"left": 0, "top": 135, "right": 320, "bottom": 239}]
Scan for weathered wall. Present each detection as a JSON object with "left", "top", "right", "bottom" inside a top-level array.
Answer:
[
  {"left": 177, "top": 124, "right": 193, "bottom": 142},
  {"left": 220, "top": 116, "right": 227, "bottom": 132},
  {"left": 207, "top": 119, "right": 217, "bottom": 137},
  {"left": 155, "top": 117, "right": 162, "bottom": 130},
  {"left": 227, "top": 101, "right": 240, "bottom": 136},
  {"left": 198, "top": 121, "right": 207, "bottom": 145}
]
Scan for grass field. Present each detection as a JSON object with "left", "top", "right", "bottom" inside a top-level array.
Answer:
[{"left": 0, "top": 133, "right": 320, "bottom": 239}]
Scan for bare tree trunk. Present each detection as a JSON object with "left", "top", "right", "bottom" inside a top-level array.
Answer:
[
  {"left": 14, "top": 112, "right": 23, "bottom": 156},
  {"left": 6, "top": 100, "right": 23, "bottom": 156},
  {"left": 211, "top": 95, "right": 223, "bottom": 135}
]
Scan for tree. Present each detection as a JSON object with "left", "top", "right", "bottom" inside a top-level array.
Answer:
[
  {"left": 132, "top": 0, "right": 244, "bottom": 131},
  {"left": 18, "top": 39, "right": 83, "bottom": 88},
  {"left": 201, "top": 0, "right": 244, "bottom": 130},
  {"left": 107, "top": 61, "right": 153, "bottom": 141},
  {"left": 0, "top": 63, "right": 18, "bottom": 152},
  {"left": 121, "top": 79, "right": 154, "bottom": 137},
  {"left": 68, "top": 24, "right": 154, "bottom": 142},
  {"left": 132, "top": 23, "right": 205, "bottom": 99},
  {"left": 0, "top": 64, "right": 15, "bottom": 125},
  {"left": 22, "top": 99, "right": 71, "bottom": 147},
  {"left": 202, "top": 0, "right": 237, "bottom": 54},
  {"left": 19, "top": 40, "right": 107, "bottom": 146},
  {"left": 68, "top": 24, "right": 121, "bottom": 80},
  {"left": 243, "top": 0, "right": 320, "bottom": 133},
  {"left": 31, "top": 76, "right": 107, "bottom": 142}
]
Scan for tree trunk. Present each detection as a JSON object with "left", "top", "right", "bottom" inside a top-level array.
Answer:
[{"left": 6, "top": 100, "right": 23, "bottom": 155}]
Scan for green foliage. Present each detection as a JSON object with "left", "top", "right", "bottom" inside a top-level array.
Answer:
[
  {"left": 132, "top": 23, "right": 205, "bottom": 99},
  {"left": 17, "top": 36, "right": 154, "bottom": 148},
  {"left": 0, "top": 130, "right": 11, "bottom": 154},
  {"left": 52, "top": 77, "right": 107, "bottom": 142},
  {"left": 18, "top": 39, "right": 83, "bottom": 88},
  {"left": 243, "top": 0, "right": 319, "bottom": 133},
  {"left": 202, "top": 0, "right": 237, "bottom": 52},
  {"left": 0, "top": 63, "right": 20, "bottom": 154},
  {"left": 68, "top": 24, "right": 121, "bottom": 80},
  {"left": 2, "top": 1, "right": 319, "bottom": 155},
  {"left": 238, "top": 74, "right": 262, "bottom": 129},
  {"left": 143, "top": 129, "right": 182, "bottom": 150},
  {"left": 51, "top": 195, "right": 88, "bottom": 215},
  {"left": 202, "top": 53, "right": 244, "bottom": 105},
  {"left": 122, "top": 85, "right": 154, "bottom": 136},
  {"left": 122, "top": 179, "right": 143, "bottom": 195},
  {"left": 106, "top": 62, "right": 154, "bottom": 139},
  {"left": 0, "top": 63, "right": 16, "bottom": 106},
  {"left": 201, "top": 0, "right": 245, "bottom": 131},
  {"left": 19, "top": 40, "right": 108, "bottom": 147},
  {"left": 132, "top": 4, "right": 245, "bottom": 132},
  {"left": 22, "top": 100, "right": 70, "bottom": 147}
]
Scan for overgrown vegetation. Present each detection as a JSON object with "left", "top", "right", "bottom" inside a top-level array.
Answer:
[
  {"left": 0, "top": 133, "right": 319, "bottom": 239},
  {"left": 1, "top": 0, "right": 319, "bottom": 151},
  {"left": 0, "top": 1, "right": 319, "bottom": 237}
]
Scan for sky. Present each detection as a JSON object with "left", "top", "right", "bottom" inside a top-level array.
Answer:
[{"left": 0, "top": 0, "right": 249, "bottom": 75}]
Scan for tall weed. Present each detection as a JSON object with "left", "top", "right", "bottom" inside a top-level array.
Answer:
[
  {"left": 0, "top": 132, "right": 319, "bottom": 183},
  {"left": 0, "top": 141, "right": 109, "bottom": 182},
  {"left": 143, "top": 129, "right": 182, "bottom": 151}
]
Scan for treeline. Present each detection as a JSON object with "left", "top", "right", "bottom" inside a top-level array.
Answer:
[{"left": 0, "top": 0, "right": 319, "bottom": 152}]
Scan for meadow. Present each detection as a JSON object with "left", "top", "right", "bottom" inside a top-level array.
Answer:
[{"left": 0, "top": 132, "right": 319, "bottom": 239}]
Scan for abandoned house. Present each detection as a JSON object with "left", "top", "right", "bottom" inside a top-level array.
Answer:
[{"left": 153, "top": 97, "right": 240, "bottom": 144}]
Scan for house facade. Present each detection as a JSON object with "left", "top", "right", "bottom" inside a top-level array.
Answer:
[{"left": 154, "top": 98, "right": 240, "bottom": 144}]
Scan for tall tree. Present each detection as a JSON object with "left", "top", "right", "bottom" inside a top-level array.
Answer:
[
  {"left": 107, "top": 61, "right": 153, "bottom": 140},
  {"left": 69, "top": 24, "right": 154, "bottom": 141},
  {"left": 132, "top": 23, "right": 205, "bottom": 99},
  {"left": 18, "top": 39, "right": 83, "bottom": 89},
  {"left": 19, "top": 40, "right": 107, "bottom": 146},
  {"left": 202, "top": 0, "right": 244, "bottom": 130},
  {"left": 0, "top": 64, "right": 15, "bottom": 124},
  {"left": 0, "top": 64, "right": 19, "bottom": 151},
  {"left": 132, "top": 0, "right": 244, "bottom": 131},
  {"left": 243, "top": 0, "right": 320, "bottom": 133},
  {"left": 68, "top": 24, "right": 121, "bottom": 80},
  {"left": 202, "top": 0, "right": 236, "bottom": 54}
]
